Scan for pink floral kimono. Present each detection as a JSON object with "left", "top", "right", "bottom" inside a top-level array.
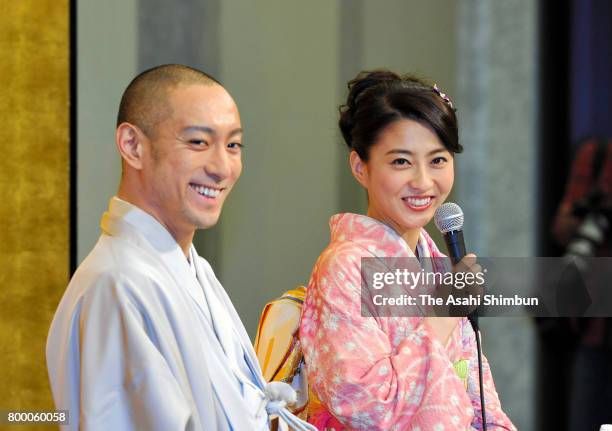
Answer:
[{"left": 299, "top": 213, "right": 516, "bottom": 430}]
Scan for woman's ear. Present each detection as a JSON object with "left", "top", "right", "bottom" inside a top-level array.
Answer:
[
  {"left": 349, "top": 150, "right": 369, "bottom": 189},
  {"left": 116, "top": 122, "right": 146, "bottom": 170}
]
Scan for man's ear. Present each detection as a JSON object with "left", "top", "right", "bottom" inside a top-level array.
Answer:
[
  {"left": 349, "top": 150, "right": 369, "bottom": 189},
  {"left": 116, "top": 122, "right": 146, "bottom": 170}
]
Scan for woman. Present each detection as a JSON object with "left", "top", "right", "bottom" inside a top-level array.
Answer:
[{"left": 299, "top": 70, "right": 516, "bottom": 430}]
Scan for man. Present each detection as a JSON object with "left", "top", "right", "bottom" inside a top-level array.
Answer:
[{"left": 46, "top": 65, "right": 313, "bottom": 431}]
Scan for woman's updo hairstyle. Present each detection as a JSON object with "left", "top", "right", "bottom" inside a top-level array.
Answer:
[{"left": 339, "top": 70, "right": 462, "bottom": 161}]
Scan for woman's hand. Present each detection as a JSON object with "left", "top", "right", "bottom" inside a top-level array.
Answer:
[{"left": 424, "top": 253, "right": 482, "bottom": 346}]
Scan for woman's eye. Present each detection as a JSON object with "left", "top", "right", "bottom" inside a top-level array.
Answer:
[
  {"left": 432, "top": 156, "right": 448, "bottom": 165},
  {"left": 392, "top": 158, "right": 410, "bottom": 166}
]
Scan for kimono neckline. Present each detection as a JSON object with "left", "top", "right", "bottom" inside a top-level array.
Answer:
[
  {"left": 105, "top": 196, "right": 189, "bottom": 255},
  {"left": 328, "top": 212, "right": 435, "bottom": 259}
]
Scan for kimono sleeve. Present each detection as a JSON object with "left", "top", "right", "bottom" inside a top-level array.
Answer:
[
  {"left": 461, "top": 321, "right": 517, "bottom": 431},
  {"left": 300, "top": 249, "right": 475, "bottom": 431},
  {"left": 76, "top": 274, "right": 192, "bottom": 431}
]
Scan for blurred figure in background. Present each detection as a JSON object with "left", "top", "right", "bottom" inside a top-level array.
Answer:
[{"left": 552, "top": 138, "right": 612, "bottom": 431}]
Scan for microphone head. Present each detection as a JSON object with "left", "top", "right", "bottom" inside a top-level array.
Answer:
[{"left": 434, "top": 202, "right": 464, "bottom": 233}]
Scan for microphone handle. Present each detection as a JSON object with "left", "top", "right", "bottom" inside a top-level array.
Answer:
[
  {"left": 443, "top": 229, "right": 466, "bottom": 265},
  {"left": 442, "top": 226, "right": 486, "bottom": 430},
  {"left": 443, "top": 229, "right": 475, "bottom": 323}
]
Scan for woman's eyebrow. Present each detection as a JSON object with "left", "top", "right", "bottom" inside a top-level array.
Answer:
[{"left": 385, "top": 147, "right": 447, "bottom": 156}]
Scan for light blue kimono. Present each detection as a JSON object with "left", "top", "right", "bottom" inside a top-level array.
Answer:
[{"left": 46, "top": 197, "right": 314, "bottom": 431}]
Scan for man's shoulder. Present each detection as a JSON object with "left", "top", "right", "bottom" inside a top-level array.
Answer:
[{"left": 69, "top": 236, "right": 169, "bottom": 300}]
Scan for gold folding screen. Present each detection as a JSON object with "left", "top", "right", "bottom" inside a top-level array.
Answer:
[{"left": 0, "top": 1, "right": 70, "bottom": 429}]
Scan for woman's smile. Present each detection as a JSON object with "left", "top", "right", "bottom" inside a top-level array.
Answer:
[{"left": 402, "top": 195, "right": 434, "bottom": 211}]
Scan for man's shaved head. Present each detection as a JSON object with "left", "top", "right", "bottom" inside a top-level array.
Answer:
[{"left": 117, "top": 64, "right": 220, "bottom": 136}]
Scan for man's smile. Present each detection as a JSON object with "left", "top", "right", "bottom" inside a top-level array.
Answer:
[{"left": 189, "top": 182, "right": 223, "bottom": 199}]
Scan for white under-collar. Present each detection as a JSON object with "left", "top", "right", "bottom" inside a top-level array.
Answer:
[{"left": 188, "top": 247, "right": 197, "bottom": 277}]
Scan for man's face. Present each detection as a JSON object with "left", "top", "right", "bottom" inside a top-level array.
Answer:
[{"left": 140, "top": 83, "right": 243, "bottom": 236}]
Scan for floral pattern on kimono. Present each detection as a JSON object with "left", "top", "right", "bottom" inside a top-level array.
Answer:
[{"left": 299, "top": 213, "right": 516, "bottom": 431}]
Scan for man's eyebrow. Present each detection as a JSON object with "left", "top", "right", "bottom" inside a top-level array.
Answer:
[
  {"left": 228, "top": 128, "right": 243, "bottom": 138},
  {"left": 182, "top": 126, "right": 215, "bottom": 135},
  {"left": 385, "top": 147, "right": 447, "bottom": 156},
  {"left": 181, "top": 126, "right": 243, "bottom": 137}
]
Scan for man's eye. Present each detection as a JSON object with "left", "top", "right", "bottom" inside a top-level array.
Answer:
[
  {"left": 227, "top": 142, "right": 244, "bottom": 150},
  {"left": 189, "top": 139, "right": 208, "bottom": 146},
  {"left": 392, "top": 158, "right": 410, "bottom": 165}
]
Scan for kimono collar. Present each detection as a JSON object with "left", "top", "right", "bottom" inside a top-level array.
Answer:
[
  {"left": 102, "top": 196, "right": 186, "bottom": 255},
  {"left": 329, "top": 213, "right": 443, "bottom": 259}
]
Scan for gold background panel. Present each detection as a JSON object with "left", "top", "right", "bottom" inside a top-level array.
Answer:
[{"left": 0, "top": 1, "right": 70, "bottom": 429}]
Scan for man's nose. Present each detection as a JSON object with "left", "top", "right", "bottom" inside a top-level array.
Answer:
[{"left": 204, "top": 145, "right": 230, "bottom": 182}]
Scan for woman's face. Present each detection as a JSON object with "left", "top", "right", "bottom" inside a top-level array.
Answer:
[{"left": 351, "top": 118, "right": 454, "bottom": 237}]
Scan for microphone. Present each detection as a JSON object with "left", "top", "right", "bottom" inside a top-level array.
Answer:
[
  {"left": 434, "top": 202, "right": 487, "bottom": 430},
  {"left": 434, "top": 202, "right": 475, "bottom": 320},
  {"left": 434, "top": 202, "right": 472, "bottom": 318},
  {"left": 434, "top": 202, "right": 466, "bottom": 264}
]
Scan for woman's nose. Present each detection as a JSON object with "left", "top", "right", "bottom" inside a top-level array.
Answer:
[{"left": 409, "top": 166, "right": 434, "bottom": 191}]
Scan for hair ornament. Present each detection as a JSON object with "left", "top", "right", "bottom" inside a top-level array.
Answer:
[{"left": 433, "top": 84, "right": 454, "bottom": 109}]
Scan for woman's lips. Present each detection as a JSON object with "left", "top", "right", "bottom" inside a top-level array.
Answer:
[{"left": 402, "top": 196, "right": 433, "bottom": 211}]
